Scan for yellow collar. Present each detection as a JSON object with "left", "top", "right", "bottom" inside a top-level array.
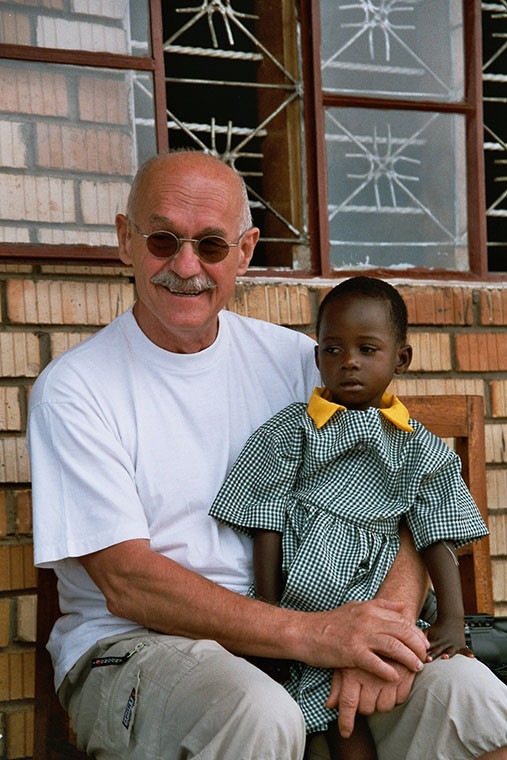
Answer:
[{"left": 306, "top": 387, "right": 414, "bottom": 432}]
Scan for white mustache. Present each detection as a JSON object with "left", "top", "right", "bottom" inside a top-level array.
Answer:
[{"left": 150, "top": 270, "right": 216, "bottom": 293}]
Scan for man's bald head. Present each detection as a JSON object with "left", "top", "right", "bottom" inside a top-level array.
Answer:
[{"left": 126, "top": 151, "right": 252, "bottom": 234}]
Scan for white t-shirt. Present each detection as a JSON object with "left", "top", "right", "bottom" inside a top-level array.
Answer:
[{"left": 28, "top": 307, "right": 319, "bottom": 689}]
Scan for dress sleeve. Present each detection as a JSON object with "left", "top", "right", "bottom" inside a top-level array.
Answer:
[
  {"left": 209, "top": 405, "right": 305, "bottom": 537},
  {"left": 405, "top": 444, "right": 489, "bottom": 551}
]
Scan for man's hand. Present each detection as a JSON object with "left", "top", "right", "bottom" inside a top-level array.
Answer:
[
  {"left": 301, "top": 598, "right": 428, "bottom": 680},
  {"left": 325, "top": 661, "right": 418, "bottom": 738}
]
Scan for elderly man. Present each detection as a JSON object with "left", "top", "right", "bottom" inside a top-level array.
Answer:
[{"left": 28, "top": 152, "right": 506, "bottom": 759}]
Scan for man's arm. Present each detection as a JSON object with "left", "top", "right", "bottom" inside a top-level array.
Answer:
[{"left": 79, "top": 537, "right": 427, "bottom": 680}]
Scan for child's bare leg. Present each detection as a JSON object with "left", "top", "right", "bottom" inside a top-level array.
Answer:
[{"left": 325, "top": 715, "right": 377, "bottom": 760}]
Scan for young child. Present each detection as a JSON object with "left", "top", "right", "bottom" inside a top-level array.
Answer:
[{"left": 209, "top": 276, "right": 489, "bottom": 759}]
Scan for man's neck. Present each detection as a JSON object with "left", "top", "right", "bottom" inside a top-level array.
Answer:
[{"left": 132, "top": 300, "right": 219, "bottom": 354}]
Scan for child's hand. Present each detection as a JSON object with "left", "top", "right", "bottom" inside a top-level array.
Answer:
[{"left": 426, "top": 618, "right": 474, "bottom": 661}]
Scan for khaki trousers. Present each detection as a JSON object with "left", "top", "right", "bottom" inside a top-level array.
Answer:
[{"left": 60, "top": 629, "right": 507, "bottom": 760}]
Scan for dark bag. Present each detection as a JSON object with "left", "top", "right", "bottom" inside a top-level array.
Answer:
[{"left": 465, "top": 615, "right": 507, "bottom": 685}]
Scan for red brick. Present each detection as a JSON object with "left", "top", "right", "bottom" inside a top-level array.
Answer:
[
  {"left": 455, "top": 333, "right": 507, "bottom": 371},
  {"left": 401, "top": 286, "right": 473, "bottom": 325},
  {"left": 480, "top": 289, "right": 507, "bottom": 325},
  {"left": 0, "top": 545, "right": 36, "bottom": 592},
  {"left": 14, "top": 490, "right": 32, "bottom": 534},
  {"left": 228, "top": 283, "right": 312, "bottom": 325},
  {"left": 407, "top": 333, "right": 451, "bottom": 371},
  {"left": 0, "top": 491, "right": 7, "bottom": 536},
  {"left": 491, "top": 381, "right": 507, "bottom": 418},
  {"left": 0, "top": 598, "right": 10, "bottom": 647},
  {"left": 6, "top": 707, "right": 34, "bottom": 759},
  {"left": 78, "top": 76, "right": 129, "bottom": 124}
]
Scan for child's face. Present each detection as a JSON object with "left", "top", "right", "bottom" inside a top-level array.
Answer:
[{"left": 315, "top": 295, "right": 412, "bottom": 410}]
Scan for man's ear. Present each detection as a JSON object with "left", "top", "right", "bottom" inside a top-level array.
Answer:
[
  {"left": 116, "top": 214, "right": 133, "bottom": 266},
  {"left": 314, "top": 344, "right": 320, "bottom": 370},
  {"left": 236, "top": 227, "right": 259, "bottom": 275},
  {"left": 395, "top": 344, "right": 412, "bottom": 375}
]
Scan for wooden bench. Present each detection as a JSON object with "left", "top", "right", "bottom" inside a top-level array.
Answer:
[{"left": 33, "top": 394, "right": 494, "bottom": 758}]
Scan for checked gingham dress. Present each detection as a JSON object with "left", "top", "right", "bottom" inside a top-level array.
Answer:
[{"left": 209, "top": 388, "right": 489, "bottom": 735}]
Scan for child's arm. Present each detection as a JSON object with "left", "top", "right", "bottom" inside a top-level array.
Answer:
[
  {"left": 251, "top": 529, "right": 291, "bottom": 683},
  {"left": 253, "top": 529, "right": 283, "bottom": 604},
  {"left": 420, "top": 540, "right": 474, "bottom": 660}
]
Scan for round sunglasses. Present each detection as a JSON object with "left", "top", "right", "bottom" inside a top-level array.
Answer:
[{"left": 129, "top": 220, "right": 243, "bottom": 263}]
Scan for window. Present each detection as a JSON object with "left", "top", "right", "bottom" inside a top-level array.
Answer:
[
  {"left": 0, "top": 0, "right": 167, "bottom": 263},
  {"left": 0, "top": 0, "right": 502, "bottom": 278}
]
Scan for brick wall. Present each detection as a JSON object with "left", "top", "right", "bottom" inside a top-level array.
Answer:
[{"left": 0, "top": 264, "right": 505, "bottom": 756}]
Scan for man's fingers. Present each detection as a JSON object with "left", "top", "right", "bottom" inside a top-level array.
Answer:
[
  {"left": 338, "top": 680, "right": 361, "bottom": 738},
  {"left": 325, "top": 669, "right": 343, "bottom": 709}
]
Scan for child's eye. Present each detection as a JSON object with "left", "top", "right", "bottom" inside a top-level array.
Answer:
[
  {"left": 324, "top": 346, "right": 341, "bottom": 354},
  {"left": 360, "top": 345, "right": 377, "bottom": 354}
]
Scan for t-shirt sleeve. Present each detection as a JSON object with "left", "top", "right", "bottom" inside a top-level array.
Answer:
[
  {"left": 28, "top": 399, "right": 150, "bottom": 567},
  {"left": 209, "top": 406, "right": 304, "bottom": 537},
  {"left": 405, "top": 447, "right": 489, "bottom": 551}
]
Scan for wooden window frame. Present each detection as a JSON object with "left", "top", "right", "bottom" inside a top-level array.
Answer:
[
  {"left": 0, "top": 0, "right": 167, "bottom": 265},
  {"left": 294, "top": 0, "right": 503, "bottom": 282}
]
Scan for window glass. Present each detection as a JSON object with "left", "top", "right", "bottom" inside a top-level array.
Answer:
[
  {"left": 0, "top": 61, "right": 156, "bottom": 245},
  {"left": 320, "top": 0, "right": 464, "bottom": 102},
  {"left": 326, "top": 107, "right": 468, "bottom": 270},
  {"left": 0, "top": 0, "right": 151, "bottom": 56}
]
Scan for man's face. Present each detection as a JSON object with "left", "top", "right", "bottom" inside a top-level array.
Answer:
[
  {"left": 117, "top": 155, "right": 258, "bottom": 353},
  {"left": 315, "top": 295, "right": 411, "bottom": 410}
]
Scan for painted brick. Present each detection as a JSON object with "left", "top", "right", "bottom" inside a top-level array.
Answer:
[
  {"left": 37, "top": 16, "right": 127, "bottom": 52},
  {"left": 487, "top": 470, "right": 507, "bottom": 511},
  {"left": 0, "top": 491, "right": 7, "bottom": 536},
  {"left": 390, "top": 377, "right": 484, "bottom": 397},
  {"left": 228, "top": 283, "right": 312, "bottom": 325},
  {"left": 72, "top": 0, "right": 126, "bottom": 19},
  {"left": 406, "top": 332, "right": 452, "bottom": 372},
  {"left": 0, "top": 227, "right": 30, "bottom": 243},
  {"left": 455, "top": 333, "right": 507, "bottom": 371},
  {"left": 489, "top": 514, "right": 507, "bottom": 557},
  {"left": 78, "top": 76, "right": 129, "bottom": 124},
  {"left": 0, "top": 598, "right": 10, "bottom": 647},
  {"left": 16, "top": 595, "right": 36, "bottom": 643},
  {"left": 38, "top": 228, "right": 118, "bottom": 247},
  {"left": 0, "top": 650, "right": 35, "bottom": 701},
  {"left": 40, "top": 264, "right": 130, "bottom": 276},
  {"left": 7, "top": 279, "right": 134, "bottom": 325},
  {"left": 0, "top": 437, "right": 30, "bottom": 483},
  {"left": 2, "top": 68, "right": 68, "bottom": 116},
  {"left": 0, "top": 545, "right": 36, "bottom": 591},
  {"left": 0, "top": 388, "right": 22, "bottom": 431},
  {"left": 0, "top": 333, "right": 40, "bottom": 376},
  {"left": 0, "top": 174, "right": 75, "bottom": 223},
  {"left": 0, "top": 261, "right": 32, "bottom": 272},
  {"left": 485, "top": 424, "right": 507, "bottom": 464},
  {"left": 491, "top": 380, "right": 507, "bottom": 418},
  {"left": 14, "top": 490, "right": 32, "bottom": 534},
  {"left": 480, "top": 288, "right": 507, "bottom": 325},
  {"left": 50, "top": 331, "right": 96, "bottom": 359},
  {"left": 6, "top": 708, "right": 34, "bottom": 760},
  {"left": 80, "top": 180, "right": 130, "bottom": 224},
  {"left": 401, "top": 286, "right": 473, "bottom": 325},
  {"left": 37, "top": 123, "right": 133, "bottom": 174},
  {"left": 492, "top": 558, "right": 507, "bottom": 602},
  {"left": 0, "top": 121, "right": 27, "bottom": 168},
  {"left": 0, "top": 11, "right": 30, "bottom": 45}
]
